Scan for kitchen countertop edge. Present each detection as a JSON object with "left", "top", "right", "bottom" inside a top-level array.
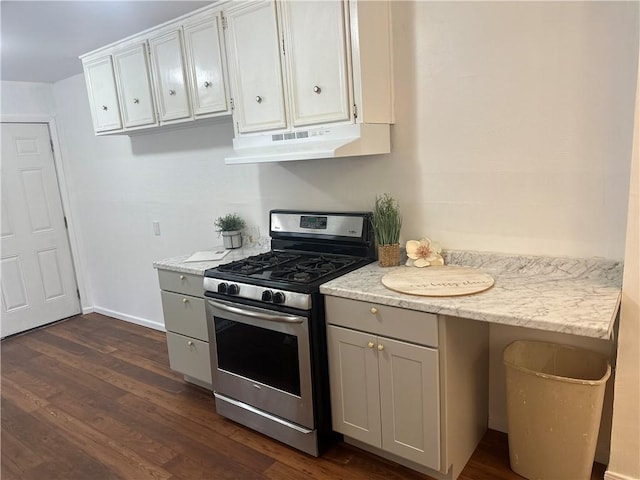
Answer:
[{"left": 320, "top": 250, "right": 623, "bottom": 340}]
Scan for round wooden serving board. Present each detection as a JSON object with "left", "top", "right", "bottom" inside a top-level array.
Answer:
[{"left": 381, "top": 265, "right": 494, "bottom": 297}]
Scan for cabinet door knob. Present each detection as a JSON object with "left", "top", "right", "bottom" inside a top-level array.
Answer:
[
  {"left": 188, "top": 340, "right": 194, "bottom": 347},
  {"left": 370, "top": 307, "right": 378, "bottom": 314},
  {"left": 255, "top": 95, "right": 263, "bottom": 104},
  {"left": 169, "top": 89, "right": 176, "bottom": 96},
  {"left": 180, "top": 275, "right": 185, "bottom": 280},
  {"left": 367, "top": 341, "right": 375, "bottom": 349},
  {"left": 204, "top": 81, "right": 212, "bottom": 88},
  {"left": 377, "top": 344, "right": 384, "bottom": 351},
  {"left": 133, "top": 98, "right": 139, "bottom": 104},
  {"left": 182, "top": 298, "right": 188, "bottom": 303},
  {"left": 313, "top": 85, "right": 321, "bottom": 94},
  {"left": 101, "top": 105, "right": 108, "bottom": 111}
]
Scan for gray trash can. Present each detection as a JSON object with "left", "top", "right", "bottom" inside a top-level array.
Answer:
[{"left": 503, "top": 340, "right": 611, "bottom": 480}]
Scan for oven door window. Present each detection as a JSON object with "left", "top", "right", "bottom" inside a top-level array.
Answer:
[{"left": 215, "top": 317, "right": 301, "bottom": 396}]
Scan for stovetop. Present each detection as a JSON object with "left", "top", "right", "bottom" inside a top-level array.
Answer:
[{"left": 205, "top": 250, "right": 366, "bottom": 291}]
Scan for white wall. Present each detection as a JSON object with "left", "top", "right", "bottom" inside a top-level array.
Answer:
[
  {"left": 0, "top": 81, "right": 55, "bottom": 118},
  {"left": 607, "top": 48, "right": 640, "bottom": 480}
]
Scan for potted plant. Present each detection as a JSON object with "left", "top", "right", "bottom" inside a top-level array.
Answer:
[
  {"left": 372, "top": 193, "right": 402, "bottom": 267},
  {"left": 215, "top": 213, "right": 246, "bottom": 249}
]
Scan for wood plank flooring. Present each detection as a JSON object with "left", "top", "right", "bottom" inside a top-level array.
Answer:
[{"left": 1, "top": 313, "right": 606, "bottom": 480}]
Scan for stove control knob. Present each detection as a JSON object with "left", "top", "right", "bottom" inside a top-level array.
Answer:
[
  {"left": 273, "top": 291, "right": 286, "bottom": 304},
  {"left": 217, "top": 282, "right": 228, "bottom": 294},
  {"left": 228, "top": 284, "right": 240, "bottom": 295},
  {"left": 261, "top": 290, "right": 274, "bottom": 302}
]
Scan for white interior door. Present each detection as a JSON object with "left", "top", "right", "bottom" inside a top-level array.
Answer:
[{"left": 1, "top": 123, "right": 80, "bottom": 338}]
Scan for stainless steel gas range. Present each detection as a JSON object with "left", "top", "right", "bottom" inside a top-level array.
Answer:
[{"left": 203, "top": 210, "right": 376, "bottom": 456}]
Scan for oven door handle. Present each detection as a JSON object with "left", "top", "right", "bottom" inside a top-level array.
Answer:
[{"left": 207, "top": 299, "right": 304, "bottom": 324}]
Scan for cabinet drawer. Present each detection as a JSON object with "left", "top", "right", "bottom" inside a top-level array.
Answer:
[
  {"left": 158, "top": 269, "right": 203, "bottom": 297},
  {"left": 161, "top": 291, "right": 207, "bottom": 341},
  {"left": 166, "top": 332, "right": 212, "bottom": 385},
  {"left": 326, "top": 296, "right": 438, "bottom": 347}
]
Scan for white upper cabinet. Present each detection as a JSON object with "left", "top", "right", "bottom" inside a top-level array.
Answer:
[
  {"left": 183, "top": 14, "right": 229, "bottom": 117},
  {"left": 280, "top": 1, "right": 350, "bottom": 128},
  {"left": 148, "top": 30, "right": 191, "bottom": 123},
  {"left": 112, "top": 44, "right": 157, "bottom": 128},
  {"left": 82, "top": 56, "right": 122, "bottom": 132},
  {"left": 79, "top": 4, "right": 231, "bottom": 135},
  {"left": 223, "top": 0, "right": 392, "bottom": 136},
  {"left": 225, "top": 1, "right": 287, "bottom": 134}
]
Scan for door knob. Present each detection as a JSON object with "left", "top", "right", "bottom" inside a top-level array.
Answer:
[
  {"left": 313, "top": 85, "right": 321, "bottom": 94},
  {"left": 367, "top": 341, "right": 375, "bottom": 348},
  {"left": 101, "top": 105, "right": 108, "bottom": 111},
  {"left": 377, "top": 344, "right": 384, "bottom": 351},
  {"left": 169, "top": 89, "right": 176, "bottom": 96},
  {"left": 370, "top": 307, "right": 378, "bottom": 314},
  {"left": 182, "top": 298, "right": 188, "bottom": 303},
  {"left": 204, "top": 81, "right": 211, "bottom": 88},
  {"left": 255, "top": 95, "right": 263, "bottom": 104}
]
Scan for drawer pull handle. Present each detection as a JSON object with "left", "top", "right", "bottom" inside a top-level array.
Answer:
[
  {"left": 370, "top": 307, "right": 378, "bottom": 314},
  {"left": 367, "top": 341, "right": 375, "bottom": 349},
  {"left": 180, "top": 275, "right": 185, "bottom": 280},
  {"left": 187, "top": 340, "right": 194, "bottom": 347},
  {"left": 377, "top": 344, "right": 384, "bottom": 351},
  {"left": 182, "top": 298, "right": 188, "bottom": 303}
]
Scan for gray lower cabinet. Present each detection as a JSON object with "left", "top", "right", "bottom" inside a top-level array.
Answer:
[
  {"left": 326, "top": 295, "right": 489, "bottom": 480},
  {"left": 158, "top": 269, "right": 212, "bottom": 389}
]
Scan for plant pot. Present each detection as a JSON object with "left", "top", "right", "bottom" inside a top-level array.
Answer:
[
  {"left": 378, "top": 243, "right": 400, "bottom": 267},
  {"left": 221, "top": 230, "right": 242, "bottom": 249}
]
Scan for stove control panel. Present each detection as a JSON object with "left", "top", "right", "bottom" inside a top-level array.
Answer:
[{"left": 204, "top": 278, "right": 311, "bottom": 310}]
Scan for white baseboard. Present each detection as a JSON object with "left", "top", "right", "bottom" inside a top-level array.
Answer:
[
  {"left": 605, "top": 471, "right": 640, "bottom": 480},
  {"left": 82, "top": 306, "right": 94, "bottom": 315},
  {"left": 92, "top": 307, "right": 165, "bottom": 332}
]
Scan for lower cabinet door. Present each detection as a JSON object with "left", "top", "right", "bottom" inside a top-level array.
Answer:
[
  {"left": 327, "top": 325, "right": 382, "bottom": 447},
  {"left": 378, "top": 336, "right": 441, "bottom": 470},
  {"left": 166, "top": 332, "right": 212, "bottom": 385}
]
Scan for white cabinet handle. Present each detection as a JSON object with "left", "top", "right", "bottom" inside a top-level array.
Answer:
[
  {"left": 367, "top": 341, "right": 375, "bottom": 349},
  {"left": 370, "top": 307, "right": 378, "bottom": 314},
  {"left": 204, "top": 81, "right": 212, "bottom": 88},
  {"left": 169, "top": 89, "right": 176, "bottom": 96},
  {"left": 313, "top": 85, "right": 321, "bottom": 94},
  {"left": 377, "top": 344, "right": 384, "bottom": 351},
  {"left": 255, "top": 95, "right": 263, "bottom": 104}
]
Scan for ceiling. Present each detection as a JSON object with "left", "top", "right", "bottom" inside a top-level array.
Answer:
[{"left": 1, "top": 1, "right": 214, "bottom": 83}]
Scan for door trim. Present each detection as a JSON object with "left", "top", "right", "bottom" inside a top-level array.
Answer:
[{"left": 1, "top": 114, "right": 91, "bottom": 314}]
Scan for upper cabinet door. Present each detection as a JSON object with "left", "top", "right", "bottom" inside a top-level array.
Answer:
[
  {"left": 225, "top": 1, "right": 287, "bottom": 133},
  {"left": 183, "top": 15, "right": 228, "bottom": 116},
  {"left": 281, "top": 0, "right": 350, "bottom": 127},
  {"left": 82, "top": 56, "right": 122, "bottom": 132},
  {"left": 112, "top": 44, "right": 157, "bottom": 128},
  {"left": 148, "top": 30, "right": 191, "bottom": 122}
]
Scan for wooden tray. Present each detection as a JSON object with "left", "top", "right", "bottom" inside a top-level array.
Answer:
[{"left": 381, "top": 265, "right": 494, "bottom": 297}]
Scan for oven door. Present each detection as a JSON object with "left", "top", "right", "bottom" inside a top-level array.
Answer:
[{"left": 206, "top": 298, "right": 314, "bottom": 429}]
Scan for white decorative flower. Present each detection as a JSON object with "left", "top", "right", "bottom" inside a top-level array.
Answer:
[{"left": 405, "top": 238, "right": 444, "bottom": 267}]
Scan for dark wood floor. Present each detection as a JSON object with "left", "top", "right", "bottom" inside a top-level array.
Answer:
[{"left": 1, "top": 313, "right": 606, "bottom": 480}]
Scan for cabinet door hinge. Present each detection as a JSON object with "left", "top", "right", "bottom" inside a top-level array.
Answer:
[
  {"left": 282, "top": 36, "right": 285, "bottom": 55},
  {"left": 353, "top": 103, "right": 358, "bottom": 119},
  {"left": 49, "top": 139, "right": 54, "bottom": 153},
  {"left": 63, "top": 216, "right": 68, "bottom": 229},
  {"left": 221, "top": 16, "right": 228, "bottom": 30},
  {"left": 230, "top": 98, "right": 235, "bottom": 110},
  {"left": 76, "top": 288, "right": 81, "bottom": 301}
]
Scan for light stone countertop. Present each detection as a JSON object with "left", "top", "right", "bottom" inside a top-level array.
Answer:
[
  {"left": 320, "top": 250, "right": 623, "bottom": 340},
  {"left": 153, "top": 243, "right": 270, "bottom": 276}
]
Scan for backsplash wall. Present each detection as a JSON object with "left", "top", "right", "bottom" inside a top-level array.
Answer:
[{"left": 11, "top": 1, "right": 637, "bottom": 328}]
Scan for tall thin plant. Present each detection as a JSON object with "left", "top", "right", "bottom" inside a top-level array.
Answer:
[{"left": 372, "top": 194, "right": 402, "bottom": 245}]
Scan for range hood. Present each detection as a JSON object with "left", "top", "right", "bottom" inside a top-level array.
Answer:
[{"left": 224, "top": 123, "right": 390, "bottom": 165}]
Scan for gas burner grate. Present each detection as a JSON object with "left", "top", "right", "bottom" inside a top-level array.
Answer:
[{"left": 217, "top": 252, "right": 301, "bottom": 275}]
